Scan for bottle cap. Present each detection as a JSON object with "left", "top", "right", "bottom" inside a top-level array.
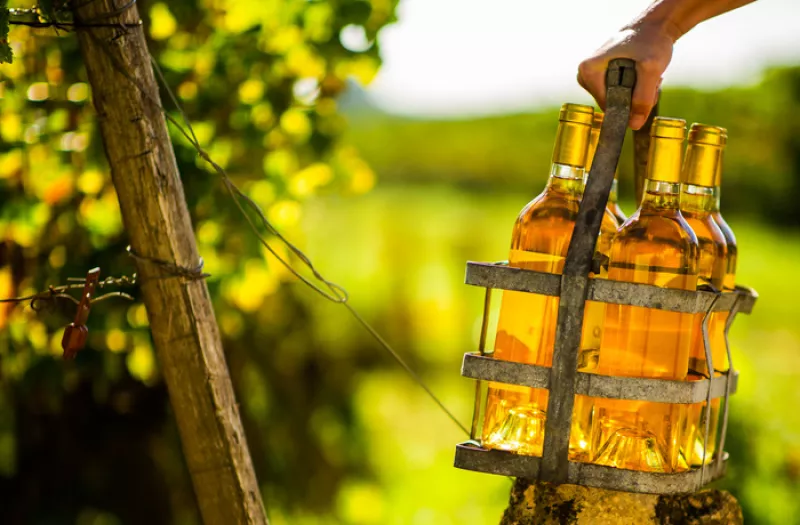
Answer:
[
  {"left": 585, "top": 112, "right": 603, "bottom": 172},
  {"left": 688, "top": 124, "right": 727, "bottom": 147},
  {"left": 683, "top": 123, "right": 726, "bottom": 187},
  {"left": 651, "top": 117, "right": 687, "bottom": 140},
  {"left": 552, "top": 103, "right": 594, "bottom": 168},
  {"left": 559, "top": 103, "right": 594, "bottom": 125},
  {"left": 584, "top": 112, "right": 621, "bottom": 181},
  {"left": 647, "top": 117, "right": 686, "bottom": 183}
]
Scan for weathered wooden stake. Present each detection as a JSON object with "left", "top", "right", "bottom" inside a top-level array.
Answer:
[{"left": 71, "top": 2, "right": 268, "bottom": 523}]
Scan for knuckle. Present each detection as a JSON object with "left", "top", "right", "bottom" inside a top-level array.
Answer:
[
  {"left": 576, "top": 71, "right": 587, "bottom": 89},
  {"left": 577, "top": 60, "right": 593, "bottom": 78}
]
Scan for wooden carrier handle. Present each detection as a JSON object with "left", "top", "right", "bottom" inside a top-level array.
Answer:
[{"left": 539, "top": 58, "right": 637, "bottom": 484}]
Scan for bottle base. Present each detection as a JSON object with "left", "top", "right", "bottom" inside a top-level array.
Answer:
[{"left": 483, "top": 405, "right": 546, "bottom": 456}]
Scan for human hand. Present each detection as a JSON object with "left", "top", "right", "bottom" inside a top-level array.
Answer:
[{"left": 577, "top": 21, "right": 681, "bottom": 129}]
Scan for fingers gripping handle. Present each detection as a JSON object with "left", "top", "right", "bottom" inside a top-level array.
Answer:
[{"left": 539, "top": 59, "right": 636, "bottom": 483}]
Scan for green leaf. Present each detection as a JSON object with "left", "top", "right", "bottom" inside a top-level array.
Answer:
[
  {"left": 0, "top": 44, "right": 11, "bottom": 65},
  {"left": 0, "top": 1, "right": 11, "bottom": 64}
]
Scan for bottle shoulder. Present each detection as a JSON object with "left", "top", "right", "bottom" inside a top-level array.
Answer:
[
  {"left": 610, "top": 209, "right": 698, "bottom": 277},
  {"left": 518, "top": 189, "right": 580, "bottom": 217},
  {"left": 515, "top": 191, "right": 580, "bottom": 231},
  {"left": 711, "top": 212, "right": 737, "bottom": 251},
  {"left": 513, "top": 189, "right": 581, "bottom": 254},
  {"left": 682, "top": 212, "right": 727, "bottom": 253},
  {"left": 616, "top": 209, "right": 698, "bottom": 247}
]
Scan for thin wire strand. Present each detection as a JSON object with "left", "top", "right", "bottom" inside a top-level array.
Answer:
[
  {"left": 0, "top": 275, "right": 137, "bottom": 311},
  {"left": 342, "top": 302, "right": 468, "bottom": 434},
  {"left": 149, "top": 55, "right": 348, "bottom": 301},
  {"left": 127, "top": 245, "right": 210, "bottom": 282},
  {"left": 81, "top": 20, "right": 469, "bottom": 436}
]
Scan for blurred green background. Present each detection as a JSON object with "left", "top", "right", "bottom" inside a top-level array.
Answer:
[{"left": 0, "top": 0, "right": 799, "bottom": 524}]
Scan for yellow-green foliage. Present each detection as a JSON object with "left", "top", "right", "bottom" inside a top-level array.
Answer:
[
  {"left": 0, "top": 0, "right": 400, "bottom": 521},
  {"left": 1, "top": 0, "right": 799, "bottom": 522},
  {"left": 348, "top": 67, "right": 800, "bottom": 225}
]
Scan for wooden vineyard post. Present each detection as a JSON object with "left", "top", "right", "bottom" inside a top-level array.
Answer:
[{"left": 71, "top": 2, "right": 268, "bottom": 524}]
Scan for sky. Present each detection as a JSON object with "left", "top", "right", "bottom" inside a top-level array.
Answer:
[{"left": 367, "top": 0, "right": 800, "bottom": 117}]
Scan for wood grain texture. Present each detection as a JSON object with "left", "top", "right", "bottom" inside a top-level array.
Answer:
[
  {"left": 71, "top": 1, "right": 268, "bottom": 523},
  {"left": 540, "top": 59, "right": 635, "bottom": 483}
]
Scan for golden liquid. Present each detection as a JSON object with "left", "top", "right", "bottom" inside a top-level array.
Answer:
[
  {"left": 582, "top": 187, "right": 698, "bottom": 473},
  {"left": 572, "top": 208, "right": 620, "bottom": 460},
  {"left": 681, "top": 189, "right": 728, "bottom": 467},
  {"left": 712, "top": 209, "right": 737, "bottom": 292},
  {"left": 483, "top": 248, "right": 563, "bottom": 456},
  {"left": 482, "top": 171, "right": 618, "bottom": 458},
  {"left": 708, "top": 207, "right": 736, "bottom": 465}
]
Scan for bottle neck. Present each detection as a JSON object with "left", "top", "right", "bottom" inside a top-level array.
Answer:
[
  {"left": 711, "top": 185, "right": 722, "bottom": 213},
  {"left": 641, "top": 179, "right": 681, "bottom": 211},
  {"left": 682, "top": 140, "right": 721, "bottom": 191},
  {"left": 647, "top": 135, "right": 683, "bottom": 186},
  {"left": 552, "top": 120, "right": 591, "bottom": 168},
  {"left": 546, "top": 163, "right": 585, "bottom": 194},
  {"left": 681, "top": 183, "right": 715, "bottom": 214}
]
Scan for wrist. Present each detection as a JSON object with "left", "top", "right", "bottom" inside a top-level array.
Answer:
[
  {"left": 625, "top": 1, "right": 689, "bottom": 43},
  {"left": 625, "top": 16, "right": 685, "bottom": 43}
]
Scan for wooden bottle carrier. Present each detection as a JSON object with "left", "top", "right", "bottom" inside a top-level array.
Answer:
[{"left": 453, "top": 59, "right": 758, "bottom": 494}]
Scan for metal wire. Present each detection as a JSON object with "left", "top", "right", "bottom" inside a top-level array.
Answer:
[
  {"left": 716, "top": 292, "right": 743, "bottom": 478},
  {"left": 0, "top": 273, "right": 136, "bottom": 311},
  {"left": 470, "top": 288, "right": 492, "bottom": 441},
  {"left": 76, "top": 13, "right": 469, "bottom": 436},
  {"left": 126, "top": 245, "right": 210, "bottom": 282},
  {"left": 699, "top": 293, "right": 721, "bottom": 485}
]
